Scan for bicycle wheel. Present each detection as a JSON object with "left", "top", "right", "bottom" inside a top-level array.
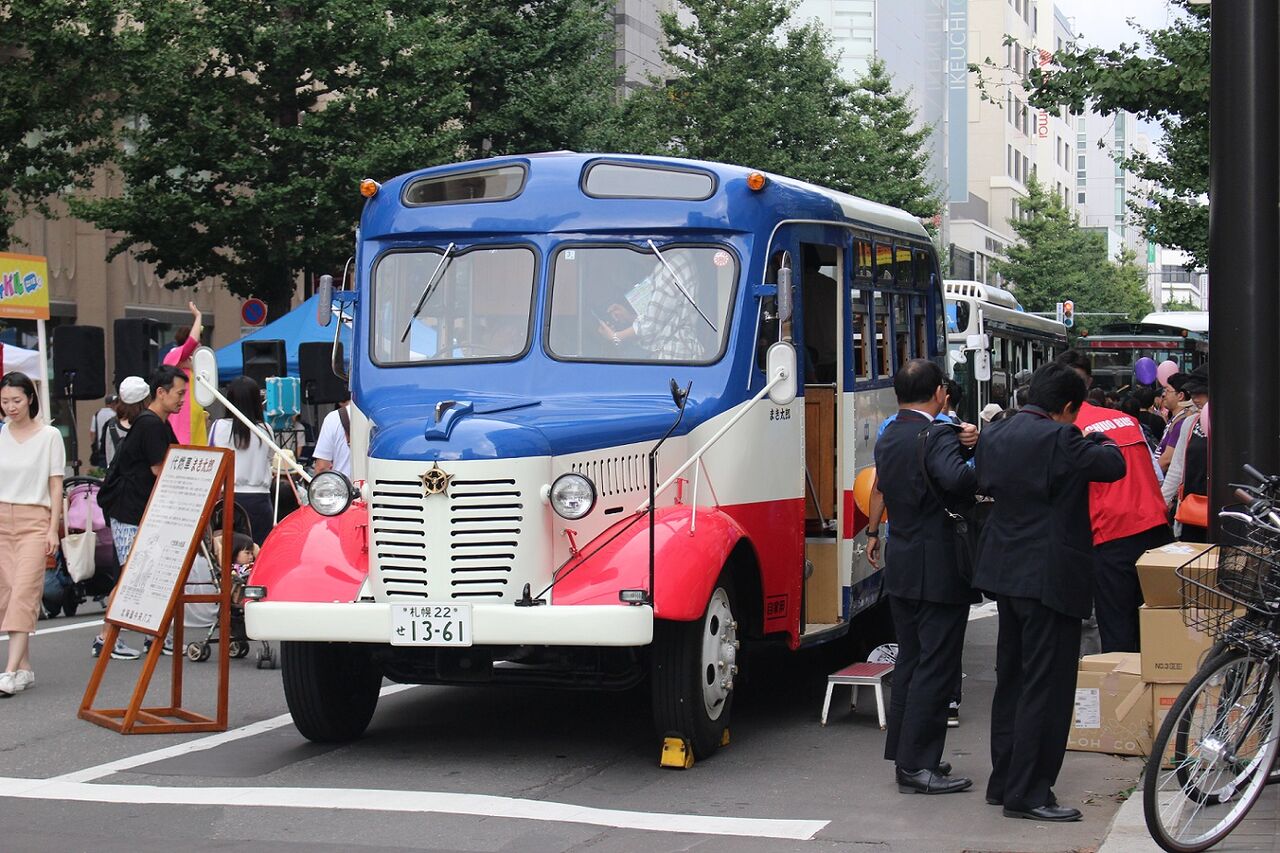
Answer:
[
  {"left": 1144, "top": 650, "right": 1280, "bottom": 852},
  {"left": 1206, "top": 637, "right": 1280, "bottom": 787}
]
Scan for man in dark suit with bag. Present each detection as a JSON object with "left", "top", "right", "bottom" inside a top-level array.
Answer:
[
  {"left": 974, "top": 362, "right": 1126, "bottom": 822},
  {"left": 872, "top": 358, "right": 979, "bottom": 795}
]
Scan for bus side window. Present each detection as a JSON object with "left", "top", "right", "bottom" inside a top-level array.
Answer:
[
  {"left": 893, "top": 293, "right": 909, "bottom": 369},
  {"left": 911, "top": 295, "right": 927, "bottom": 358},
  {"left": 850, "top": 286, "right": 870, "bottom": 380},
  {"left": 874, "top": 241, "right": 893, "bottom": 284},
  {"left": 913, "top": 250, "right": 932, "bottom": 290},
  {"left": 872, "top": 290, "right": 890, "bottom": 379}
]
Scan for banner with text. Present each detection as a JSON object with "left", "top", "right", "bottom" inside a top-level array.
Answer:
[{"left": 0, "top": 252, "right": 51, "bottom": 320}]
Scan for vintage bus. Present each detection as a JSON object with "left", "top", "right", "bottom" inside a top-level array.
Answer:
[
  {"left": 1076, "top": 322, "right": 1209, "bottom": 389},
  {"left": 243, "top": 153, "right": 947, "bottom": 762},
  {"left": 943, "top": 280, "right": 1068, "bottom": 423}
]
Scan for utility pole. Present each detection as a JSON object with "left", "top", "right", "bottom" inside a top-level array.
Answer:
[{"left": 1209, "top": 0, "right": 1280, "bottom": 535}]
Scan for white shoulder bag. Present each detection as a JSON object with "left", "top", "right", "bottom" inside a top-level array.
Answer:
[{"left": 61, "top": 493, "right": 97, "bottom": 583}]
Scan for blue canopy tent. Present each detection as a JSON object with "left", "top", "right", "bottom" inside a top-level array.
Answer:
[{"left": 215, "top": 294, "right": 351, "bottom": 384}]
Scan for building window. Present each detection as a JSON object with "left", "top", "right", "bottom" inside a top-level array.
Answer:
[{"left": 1078, "top": 191, "right": 1086, "bottom": 204}]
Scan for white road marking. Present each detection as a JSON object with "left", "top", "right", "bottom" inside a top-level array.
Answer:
[
  {"left": 55, "top": 682, "right": 419, "bottom": 784},
  {"left": 5, "top": 681, "right": 828, "bottom": 840},
  {"left": 0, "top": 617, "right": 104, "bottom": 641},
  {"left": 0, "top": 778, "right": 827, "bottom": 840}
]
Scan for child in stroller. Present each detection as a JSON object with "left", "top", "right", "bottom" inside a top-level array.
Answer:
[
  {"left": 184, "top": 508, "right": 275, "bottom": 669},
  {"left": 42, "top": 476, "right": 121, "bottom": 618}
]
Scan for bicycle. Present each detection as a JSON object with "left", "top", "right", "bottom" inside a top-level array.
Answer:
[{"left": 1143, "top": 465, "right": 1280, "bottom": 852}]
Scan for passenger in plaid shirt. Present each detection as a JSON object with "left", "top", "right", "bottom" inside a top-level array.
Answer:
[{"left": 599, "top": 254, "right": 706, "bottom": 361}]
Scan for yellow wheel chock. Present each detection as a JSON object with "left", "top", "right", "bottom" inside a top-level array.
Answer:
[{"left": 660, "top": 735, "right": 694, "bottom": 769}]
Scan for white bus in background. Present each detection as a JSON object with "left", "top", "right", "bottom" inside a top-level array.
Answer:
[
  {"left": 1142, "top": 311, "right": 1208, "bottom": 335},
  {"left": 944, "top": 280, "right": 1069, "bottom": 424}
]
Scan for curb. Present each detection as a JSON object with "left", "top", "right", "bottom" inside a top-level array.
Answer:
[{"left": 1097, "top": 791, "right": 1160, "bottom": 852}]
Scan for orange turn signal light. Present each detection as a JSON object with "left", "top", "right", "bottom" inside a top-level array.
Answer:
[
  {"left": 746, "top": 172, "right": 767, "bottom": 191},
  {"left": 359, "top": 178, "right": 380, "bottom": 198}
]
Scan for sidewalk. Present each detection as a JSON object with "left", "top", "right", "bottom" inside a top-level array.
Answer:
[{"left": 1100, "top": 785, "right": 1280, "bottom": 852}]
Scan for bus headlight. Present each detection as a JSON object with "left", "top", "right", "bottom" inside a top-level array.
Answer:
[
  {"left": 309, "top": 471, "right": 355, "bottom": 517},
  {"left": 550, "top": 473, "right": 596, "bottom": 520}
]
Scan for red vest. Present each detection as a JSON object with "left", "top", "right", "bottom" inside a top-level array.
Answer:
[{"left": 1075, "top": 402, "right": 1168, "bottom": 545}]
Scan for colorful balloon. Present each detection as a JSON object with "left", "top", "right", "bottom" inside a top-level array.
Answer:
[
  {"left": 1134, "top": 357, "right": 1158, "bottom": 385},
  {"left": 1157, "top": 360, "right": 1179, "bottom": 387},
  {"left": 853, "top": 466, "right": 877, "bottom": 516}
]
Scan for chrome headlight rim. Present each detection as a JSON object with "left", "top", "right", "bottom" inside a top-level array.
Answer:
[
  {"left": 550, "top": 473, "right": 596, "bottom": 520},
  {"left": 309, "top": 470, "right": 355, "bottom": 517}
]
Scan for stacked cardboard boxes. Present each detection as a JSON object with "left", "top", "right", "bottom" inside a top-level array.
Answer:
[{"left": 1066, "top": 542, "right": 1215, "bottom": 758}]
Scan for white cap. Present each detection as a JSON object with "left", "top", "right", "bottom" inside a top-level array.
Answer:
[
  {"left": 979, "top": 403, "right": 1004, "bottom": 423},
  {"left": 118, "top": 376, "right": 149, "bottom": 405}
]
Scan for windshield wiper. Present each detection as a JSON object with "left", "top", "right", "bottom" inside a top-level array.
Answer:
[
  {"left": 400, "top": 242, "right": 456, "bottom": 344},
  {"left": 646, "top": 239, "right": 717, "bottom": 333}
]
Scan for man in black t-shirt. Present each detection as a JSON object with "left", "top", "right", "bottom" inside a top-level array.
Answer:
[{"left": 93, "top": 365, "right": 186, "bottom": 660}]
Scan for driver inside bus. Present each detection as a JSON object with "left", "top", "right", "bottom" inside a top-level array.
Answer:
[{"left": 596, "top": 255, "right": 707, "bottom": 361}]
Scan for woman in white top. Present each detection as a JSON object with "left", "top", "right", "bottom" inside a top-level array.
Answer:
[
  {"left": 0, "top": 372, "right": 66, "bottom": 696},
  {"left": 208, "top": 376, "right": 275, "bottom": 545}
]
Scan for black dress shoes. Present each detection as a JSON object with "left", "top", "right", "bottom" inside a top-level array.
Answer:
[
  {"left": 1002, "top": 804, "right": 1082, "bottom": 822},
  {"left": 896, "top": 767, "right": 973, "bottom": 795}
]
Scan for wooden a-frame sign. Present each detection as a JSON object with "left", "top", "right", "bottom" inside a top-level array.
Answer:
[{"left": 80, "top": 446, "right": 235, "bottom": 734}]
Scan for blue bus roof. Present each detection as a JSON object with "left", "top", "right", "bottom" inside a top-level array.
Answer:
[{"left": 360, "top": 152, "right": 931, "bottom": 243}]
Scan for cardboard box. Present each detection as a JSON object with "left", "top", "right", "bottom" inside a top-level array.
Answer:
[
  {"left": 1139, "top": 606, "right": 1214, "bottom": 683},
  {"left": 1080, "top": 652, "right": 1141, "bottom": 674},
  {"left": 1137, "top": 542, "right": 1216, "bottom": 608},
  {"left": 1151, "top": 683, "right": 1185, "bottom": 768},
  {"left": 1068, "top": 656, "right": 1153, "bottom": 757}
]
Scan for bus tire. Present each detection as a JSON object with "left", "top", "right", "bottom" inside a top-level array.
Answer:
[
  {"left": 281, "top": 641, "right": 382, "bottom": 743},
  {"left": 650, "top": 574, "right": 738, "bottom": 760}
]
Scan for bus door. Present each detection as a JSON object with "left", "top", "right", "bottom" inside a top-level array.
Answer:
[{"left": 781, "top": 226, "right": 847, "bottom": 636}]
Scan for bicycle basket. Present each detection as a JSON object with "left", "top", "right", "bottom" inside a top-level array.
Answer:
[{"left": 1177, "top": 544, "right": 1280, "bottom": 647}]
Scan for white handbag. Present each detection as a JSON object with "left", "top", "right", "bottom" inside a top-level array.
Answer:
[{"left": 61, "top": 495, "right": 96, "bottom": 583}]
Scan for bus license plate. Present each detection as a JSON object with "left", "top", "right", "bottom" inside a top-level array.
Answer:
[{"left": 390, "top": 604, "right": 473, "bottom": 647}]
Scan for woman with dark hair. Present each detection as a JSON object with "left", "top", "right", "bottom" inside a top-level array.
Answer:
[
  {"left": 208, "top": 376, "right": 275, "bottom": 544},
  {"left": 0, "top": 372, "right": 66, "bottom": 696}
]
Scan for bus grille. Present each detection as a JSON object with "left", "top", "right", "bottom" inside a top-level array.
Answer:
[{"left": 369, "top": 476, "right": 523, "bottom": 601}]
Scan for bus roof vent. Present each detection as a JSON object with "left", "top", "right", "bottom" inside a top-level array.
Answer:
[{"left": 944, "top": 279, "right": 1023, "bottom": 311}]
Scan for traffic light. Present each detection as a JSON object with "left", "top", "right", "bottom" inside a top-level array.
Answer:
[{"left": 1062, "top": 300, "right": 1075, "bottom": 328}]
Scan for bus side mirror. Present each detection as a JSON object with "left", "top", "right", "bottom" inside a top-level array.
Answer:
[
  {"left": 317, "top": 274, "right": 334, "bottom": 328},
  {"left": 776, "top": 266, "right": 793, "bottom": 325},
  {"left": 191, "top": 346, "right": 219, "bottom": 409},
  {"left": 973, "top": 350, "right": 992, "bottom": 383},
  {"left": 766, "top": 341, "right": 797, "bottom": 405}
]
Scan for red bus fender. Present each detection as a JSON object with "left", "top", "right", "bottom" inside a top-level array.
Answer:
[
  {"left": 551, "top": 505, "right": 753, "bottom": 621},
  {"left": 249, "top": 504, "right": 369, "bottom": 602}
]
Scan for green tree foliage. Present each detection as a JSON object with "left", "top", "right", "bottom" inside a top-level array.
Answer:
[
  {"left": 0, "top": 0, "right": 130, "bottom": 246},
  {"left": 1024, "top": 1, "right": 1209, "bottom": 267},
  {"left": 992, "top": 175, "right": 1151, "bottom": 321},
  {"left": 1161, "top": 296, "right": 1201, "bottom": 312},
  {"left": 455, "top": 1, "right": 618, "bottom": 157},
  {"left": 614, "top": 0, "right": 939, "bottom": 218},
  {"left": 1, "top": 0, "right": 618, "bottom": 310}
]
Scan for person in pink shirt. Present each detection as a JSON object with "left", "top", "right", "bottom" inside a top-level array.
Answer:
[{"left": 161, "top": 302, "right": 208, "bottom": 445}]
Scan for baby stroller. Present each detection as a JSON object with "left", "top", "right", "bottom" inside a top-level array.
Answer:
[
  {"left": 184, "top": 501, "right": 276, "bottom": 669},
  {"left": 43, "top": 476, "right": 122, "bottom": 617}
]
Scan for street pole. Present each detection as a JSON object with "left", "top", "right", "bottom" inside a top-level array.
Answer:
[{"left": 1208, "top": 0, "right": 1280, "bottom": 536}]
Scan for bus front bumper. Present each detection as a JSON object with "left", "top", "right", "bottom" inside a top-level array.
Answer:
[{"left": 244, "top": 601, "right": 654, "bottom": 647}]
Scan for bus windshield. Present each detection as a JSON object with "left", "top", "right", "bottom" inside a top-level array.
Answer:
[
  {"left": 371, "top": 246, "right": 536, "bottom": 364},
  {"left": 547, "top": 244, "right": 737, "bottom": 363}
]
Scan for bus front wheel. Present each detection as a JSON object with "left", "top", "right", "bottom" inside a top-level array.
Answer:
[
  {"left": 650, "top": 575, "right": 738, "bottom": 760},
  {"left": 281, "top": 641, "right": 383, "bottom": 743}
]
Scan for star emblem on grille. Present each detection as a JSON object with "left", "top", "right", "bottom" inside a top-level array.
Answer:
[{"left": 420, "top": 462, "right": 453, "bottom": 496}]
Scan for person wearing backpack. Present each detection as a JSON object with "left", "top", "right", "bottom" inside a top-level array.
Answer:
[
  {"left": 102, "top": 377, "right": 149, "bottom": 469},
  {"left": 88, "top": 394, "right": 117, "bottom": 469},
  {"left": 93, "top": 365, "right": 187, "bottom": 659}
]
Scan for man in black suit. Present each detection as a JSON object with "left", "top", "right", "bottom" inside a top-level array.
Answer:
[
  {"left": 974, "top": 362, "right": 1126, "bottom": 822},
  {"left": 872, "top": 358, "right": 979, "bottom": 795}
]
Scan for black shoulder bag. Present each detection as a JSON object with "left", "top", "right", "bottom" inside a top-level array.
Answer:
[{"left": 916, "top": 424, "right": 979, "bottom": 585}]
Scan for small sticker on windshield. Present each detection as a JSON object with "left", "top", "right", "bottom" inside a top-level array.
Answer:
[
  {"left": 713, "top": 251, "right": 730, "bottom": 267},
  {"left": 563, "top": 250, "right": 576, "bottom": 260}
]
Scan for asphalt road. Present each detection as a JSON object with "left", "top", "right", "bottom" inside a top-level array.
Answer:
[{"left": 1, "top": 605, "right": 1141, "bottom": 853}]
